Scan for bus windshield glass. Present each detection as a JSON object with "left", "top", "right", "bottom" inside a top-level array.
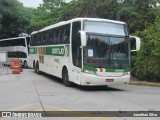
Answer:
[
  {"left": 83, "top": 35, "right": 130, "bottom": 68},
  {"left": 84, "top": 21, "right": 128, "bottom": 36}
]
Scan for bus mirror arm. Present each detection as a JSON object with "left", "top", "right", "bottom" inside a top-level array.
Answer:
[
  {"left": 79, "top": 31, "right": 87, "bottom": 47},
  {"left": 130, "top": 36, "right": 141, "bottom": 52}
]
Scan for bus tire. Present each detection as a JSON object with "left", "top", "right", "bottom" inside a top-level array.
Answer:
[
  {"left": 33, "top": 61, "right": 37, "bottom": 73},
  {"left": 23, "top": 60, "right": 28, "bottom": 68},
  {"left": 62, "top": 69, "right": 73, "bottom": 87},
  {"left": 36, "top": 62, "right": 41, "bottom": 75}
]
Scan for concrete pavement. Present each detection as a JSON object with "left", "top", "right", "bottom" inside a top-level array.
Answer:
[{"left": 0, "top": 66, "right": 160, "bottom": 120}]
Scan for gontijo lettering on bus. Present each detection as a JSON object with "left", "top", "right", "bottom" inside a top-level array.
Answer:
[
  {"left": 46, "top": 46, "right": 65, "bottom": 56},
  {"left": 52, "top": 47, "right": 64, "bottom": 55}
]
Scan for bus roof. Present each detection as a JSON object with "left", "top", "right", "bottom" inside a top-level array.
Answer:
[
  {"left": 0, "top": 36, "right": 28, "bottom": 41},
  {"left": 31, "top": 18, "right": 126, "bottom": 35}
]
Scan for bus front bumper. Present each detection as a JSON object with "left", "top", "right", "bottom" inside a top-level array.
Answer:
[{"left": 81, "top": 73, "right": 130, "bottom": 86}]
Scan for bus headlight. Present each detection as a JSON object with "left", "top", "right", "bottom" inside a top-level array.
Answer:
[
  {"left": 83, "top": 69, "right": 96, "bottom": 75},
  {"left": 123, "top": 72, "right": 130, "bottom": 76}
]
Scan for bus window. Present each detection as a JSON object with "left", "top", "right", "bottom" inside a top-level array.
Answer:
[
  {"left": 43, "top": 32, "right": 48, "bottom": 45},
  {"left": 30, "top": 36, "right": 33, "bottom": 46},
  {"left": 49, "top": 29, "right": 53, "bottom": 44},
  {"left": 33, "top": 34, "right": 38, "bottom": 46},
  {"left": 72, "top": 21, "right": 81, "bottom": 68},
  {"left": 54, "top": 28, "right": 59, "bottom": 44},
  {"left": 38, "top": 34, "right": 41, "bottom": 45},
  {"left": 52, "top": 31, "right": 56, "bottom": 44},
  {"left": 62, "top": 24, "right": 70, "bottom": 44},
  {"left": 18, "top": 38, "right": 26, "bottom": 47},
  {"left": 58, "top": 27, "right": 63, "bottom": 44},
  {"left": 8, "top": 52, "right": 27, "bottom": 58}
]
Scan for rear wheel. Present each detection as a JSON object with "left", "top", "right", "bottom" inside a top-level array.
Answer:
[
  {"left": 62, "top": 69, "right": 73, "bottom": 87},
  {"left": 33, "top": 61, "right": 37, "bottom": 73},
  {"left": 36, "top": 62, "right": 41, "bottom": 75}
]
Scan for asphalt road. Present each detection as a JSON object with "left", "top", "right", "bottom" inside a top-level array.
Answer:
[{"left": 0, "top": 67, "right": 160, "bottom": 120}]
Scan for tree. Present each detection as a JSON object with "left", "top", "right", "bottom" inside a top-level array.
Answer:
[
  {"left": 59, "top": 0, "right": 119, "bottom": 21},
  {"left": 0, "top": 0, "right": 32, "bottom": 39},
  {"left": 118, "top": 0, "right": 156, "bottom": 33},
  {"left": 30, "top": 0, "right": 67, "bottom": 31},
  {"left": 133, "top": 7, "right": 160, "bottom": 82}
]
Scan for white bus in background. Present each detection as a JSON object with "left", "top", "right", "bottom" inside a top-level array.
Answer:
[
  {"left": 0, "top": 37, "right": 30, "bottom": 67},
  {"left": 29, "top": 18, "right": 140, "bottom": 87}
]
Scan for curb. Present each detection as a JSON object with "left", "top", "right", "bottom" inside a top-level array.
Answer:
[{"left": 129, "top": 81, "right": 160, "bottom": 87}]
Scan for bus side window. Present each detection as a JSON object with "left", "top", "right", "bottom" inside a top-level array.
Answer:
[
  {"left": 1, "top": 41, "right": 4, "bottom": 47},
  {"left": 58, "top": 26, "right": 64, "bottom": 44},
  {"left": 40, "top": 33, "right": 43, "bottom": 45},
  {"left": 42, "top": 32, "right": 48, "bottom": 45},
  {"left": 11, "top": 39, "right": 15, "bottom": 46},
  {"left": 45, "top": 33, "right": 48, "bottom": 45},
  {"left": 52, "top": 30, "right": 55, "bottom": 44},
  {"left": 37, "top": 34, "right": 40, "bottom": 45},
  {"left": 42, "top": 33, "right": 46, "bottom": 45},
  {"left": 62, "top": 24, "right": 70, "bottom": 44},
  {"left": 31, "top": 36, "right": 33, "bottom": 46},
  {"left": 54, "top": 28, "right": 59, "bottom": 44},
  {"left": 32, "top": 35, "right": 36, "bottom": 46},
  {"left": 49, "top": 29, "right": 53, "bottom": 44},
  {"left": 34, "top": 34, "right": 37, "bottom": 45},
  {"left": 34, "top": 35, "right": 37, "bottom": 46},
  {"left": 52, "top": 31, "right": 56, "bottom": 44}
]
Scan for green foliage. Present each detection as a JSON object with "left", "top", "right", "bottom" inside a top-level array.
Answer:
[
  {"left": 30, "top": 0, "right": 157, "bottom": 34},
  {"left": 119, "top": 0, "right": 156, "bottom": 33},
  {"left": 30, "top": 0, "right": 67, "bottom": 31},
  {"left": 0, "top": 0, "right": 32, "bottom": 39},
  {"left": 59, "top": 0, "right": 119, "bottom": 20},
  {"left": 134, "top": 7, "right": 160, "bottom": 82}
]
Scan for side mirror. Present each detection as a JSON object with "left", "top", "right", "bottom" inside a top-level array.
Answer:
[
  {"left": 130, "top": 36, "right": 141, "bottom": 52},
  {"left": 79, "top": 31, "right": 87, "bottom": 47}
]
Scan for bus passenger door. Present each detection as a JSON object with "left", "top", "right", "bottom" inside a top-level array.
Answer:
[
  {"left": 71, "top": 21, "right": 82, "bottom": 85},
  {"left": 71, "top": 47, "right": 82, "bottom": 85}
]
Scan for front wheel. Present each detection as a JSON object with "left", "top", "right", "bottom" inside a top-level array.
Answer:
[
  {"left": 23, "top": 61, "right": 28, "bottom": 68},
  {"left": 62, "top": 69, "right": 73, "bottom": 87}
]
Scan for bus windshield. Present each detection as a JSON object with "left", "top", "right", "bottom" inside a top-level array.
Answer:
[{"left": 83, "top": 35, "right": 130, "bottom": 68}]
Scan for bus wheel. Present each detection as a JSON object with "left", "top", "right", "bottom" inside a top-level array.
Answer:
[
  {"left": 62, "top": 69, "right": 73, "bottom": 87},
  {"left": 23, "top": 60, "right": 28, "bottom": 68},
  {"left": 33, "top": 61, "right": 37, "bottom": 73},
  {"left": 36, "top": 62, "right": 41, "bottom": 75}
]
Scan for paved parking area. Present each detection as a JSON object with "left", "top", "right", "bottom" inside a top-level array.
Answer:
[{"left": 0, "top": 67, "right": 160, "bottom": 120}]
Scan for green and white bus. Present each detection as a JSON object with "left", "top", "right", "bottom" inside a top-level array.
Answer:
[{"left": 29, "top": 18, "right": 140, "bottom": 86}]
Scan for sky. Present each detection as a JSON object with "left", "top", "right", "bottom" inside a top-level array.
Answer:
[
  {"left": 18, "top": 0, "right": 43, "bottom": 8},
  {"left": 18, "top": 0, "right": 71, "bottom": 8}
]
